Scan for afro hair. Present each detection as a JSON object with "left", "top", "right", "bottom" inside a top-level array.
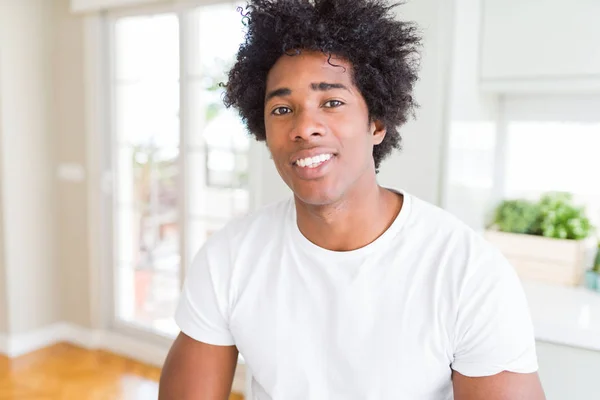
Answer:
[{"left": 223, "top": 0, "right": 422, "bottom": 171}]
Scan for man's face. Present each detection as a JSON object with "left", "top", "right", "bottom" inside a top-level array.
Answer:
[{"left": 264, "top": 51, "right": 386, "bottom": 206}]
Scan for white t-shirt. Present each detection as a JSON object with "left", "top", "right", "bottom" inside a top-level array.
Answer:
[{"left": 175, "top": 190, "right": 538, "bottom": 400}]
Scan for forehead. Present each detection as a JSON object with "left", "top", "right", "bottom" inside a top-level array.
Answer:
[{"left": 266, "top": 51, "right": 355, "bottom": 90}]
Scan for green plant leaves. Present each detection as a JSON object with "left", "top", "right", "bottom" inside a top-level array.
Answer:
[
  {"left": 493, "top": 199, "right": 540, "bottom": 234},
  {"left": 492, "top": 192, "right": 593, "bottom": 240}
]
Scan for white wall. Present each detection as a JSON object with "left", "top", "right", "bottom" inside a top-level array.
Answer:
[
  {"left": 54, "top": 0, "right": 96, "bottom": 330},
  {"left": 375, "top": 0, "right": 455, "bottom": 205},
  {"left": 481, "top": 0, "right": 600, "bottom": 81},
  {"left": 0, "top": 0, "right": 59, "bottom": 335}
]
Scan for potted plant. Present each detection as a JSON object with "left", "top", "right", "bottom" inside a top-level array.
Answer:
[
  {"left": 584, "top": 243, "right": 600, "bottom": 291},
  {"left": 485, "top": 192, "right": 596, "bottom": 286}
]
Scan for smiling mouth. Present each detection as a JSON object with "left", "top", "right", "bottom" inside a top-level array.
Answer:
[{"left": 294, "top": 153, "right": 333, "bottom": 168}]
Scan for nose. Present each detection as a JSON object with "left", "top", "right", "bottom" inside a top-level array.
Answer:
[{"left": 290, "top": 108, "right": 326, "bottom": 142}]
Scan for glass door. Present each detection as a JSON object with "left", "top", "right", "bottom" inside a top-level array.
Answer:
[{"left": 110, "top": 2, "right": 248, "bottom": 338}]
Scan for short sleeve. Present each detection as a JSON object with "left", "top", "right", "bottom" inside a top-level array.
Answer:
[
  {"left": 451, "top": 245, "right": 538, "bottom": 377},
  {"left": 175, "top": 240, "right": 235, "bottom": 346}
]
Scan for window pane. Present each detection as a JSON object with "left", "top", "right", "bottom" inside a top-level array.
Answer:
[
  {"left": 111, "top": 5, "right": 254, "bottom": 338},
  {"left": 115, "top": 13, "right": 179, "bottom": 147},
  {"left": 504, "top": 121, "right": 600, "bottom": 224},
  {"left": 187, "top": 2, "right": 248, "bottom": 149},
  {"left": 188, "top": 81, "right": 249, "bottom": 150},
  {"left": 187, "top": 218, "right": 229, "bottom": 266},
  {"left": 447, "top": 123, "right": 496, "bottom": 188},
  {"left": 113, "top": 13, "right": 180, "bottom": 336},
  {"left": 117, "top": 145, "right": 179, "bottom": 211},
  {"left": 185, "top": 3, "right": 251, "bottom": 263},
  {"left": 115, "top": 14, "right": 179, "bottom": 82},
  {"left": 189, "top": 151, "right": 251, "bottom": 219},
  {"left": 116, "top": 83, "right": 179, "bottom": 147},
  {"left": 116, "top": 207, "right": 180, "bottom": 273},
  {"left": 188, "top": 3, "right": 245, "bottom": 78},
  {"left": 444, "top": 122, "right": 497, "bottom": 230},
  {"left": 115, "top": 267, "right": 180, "bottom": 337},
  {"left": 506, "top": 122, "right": 600, "bottom": 195}
]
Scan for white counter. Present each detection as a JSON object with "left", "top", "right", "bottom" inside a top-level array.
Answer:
[{"left": 523, "top": 281, "right": 600, "bottom": 351}]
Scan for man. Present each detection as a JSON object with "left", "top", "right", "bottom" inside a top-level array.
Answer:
[{"left": 160, "top": 0, "right": 546, "bottom": 398}]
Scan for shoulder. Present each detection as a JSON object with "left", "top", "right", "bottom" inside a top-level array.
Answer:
[
  {"left": 201, "top": 197, "right": 293, "bottom": 258},
  {"left": 404, "top": 194, "right": 489, "bottom": 250},
  {"left": 403, "top": 193, "right": 510, "bottom": 281},
  {"left": 403, "top": 195, "right": 533, "bottom": 353},
  {"left": 407, "top": 194, "right": 476, "bottom": 236}
]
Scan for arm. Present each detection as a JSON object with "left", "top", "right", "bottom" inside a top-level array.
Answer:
[
  {"left": 163, "top": 229, "right": 239, "bottom": 399},
  {"left": 453, "top": 370, "right": 545, "bottom": 400},
  {"left": 451, "top": 241, "right": 544, "bottom": 398},
  {"left": 159, "top": 332, "right": 239, "bottom": 400}
]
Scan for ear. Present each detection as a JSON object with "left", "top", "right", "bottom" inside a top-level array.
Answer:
[{"left": 370, "top": 119, "right": 386, "bottom": 145}]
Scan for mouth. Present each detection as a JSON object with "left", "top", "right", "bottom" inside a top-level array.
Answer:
[
  {"left": 293, "top": 153, "right": 333, "bottom": 169},
  {"left": 291, "top": 153, "right": 336, "bottom": 180}
]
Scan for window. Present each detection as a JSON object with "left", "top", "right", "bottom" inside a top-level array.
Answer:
[
  {"left": 502, "top": 95, "right": 600, "bottom": 226},
  {"left": 443, "top": 95, "right": 600, "bottom": 230},
  {"left": 443, "top": 122, "right": 497, "bottom": 230},
  {"left": 504, "top": 121, "right": 600, "bottom": 224},
  {"left": 110, "top": 2, "right": 248, "bottom": 337}
]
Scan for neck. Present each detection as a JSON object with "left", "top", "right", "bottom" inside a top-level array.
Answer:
[{"left": 294, "top": 180, "right": 403, "bottom": 252}]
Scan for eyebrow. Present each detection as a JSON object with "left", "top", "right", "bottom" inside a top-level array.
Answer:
[
  {"left": 265, "top": 88, "right": 292, "bottom": 102},
  {"left": 265, "top": 82, "right": 350, "bottom": 102},
  {"left": 310, "top": 82, "right": 349, "bottom": 92}
]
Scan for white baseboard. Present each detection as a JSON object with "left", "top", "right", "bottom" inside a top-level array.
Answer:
[
  {"left": 0, "top": 322, "right": 167, "bottom": 367},
  {"left": 0, "top": 322, "right": 248, "bottom": 394},
  {"left": 100, "top": 329, "right": 168, "bottom": 367},
  {"left": 0, "top": 322, "right": 71, "bottom": 358},
  {"left": 61, "top": 324, "right": 104, "bottom": 349},
  {"left": 0, "top": 333, "right": 8, "bottom": 356}
]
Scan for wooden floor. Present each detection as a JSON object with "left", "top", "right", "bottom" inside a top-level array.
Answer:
[{"left": 0, "top": 343, "right": 244, "bottom": 400}]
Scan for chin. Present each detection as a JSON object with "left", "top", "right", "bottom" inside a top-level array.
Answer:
[{"left": 292, "top": 184, "right": 342, "bottom": 207}]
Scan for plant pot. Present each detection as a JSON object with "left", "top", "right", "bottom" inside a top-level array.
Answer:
[
  {"left": 584, "top": 270, "right": 598, "bottom": 290},
  {"left": 484, "top": 230, "right": 596, "bottom": 286}
]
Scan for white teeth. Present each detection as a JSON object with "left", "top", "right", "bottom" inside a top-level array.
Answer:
[{"left": 295, "top": 153, "right": 333, "bottom": 168}]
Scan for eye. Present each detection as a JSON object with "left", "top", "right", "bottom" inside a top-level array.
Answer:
[
  {"left": 323, "top": 100, "right": 344, "bottom": 108},
  {"left": 272, "top": 106, "right": 292, "bottom": 116}
]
